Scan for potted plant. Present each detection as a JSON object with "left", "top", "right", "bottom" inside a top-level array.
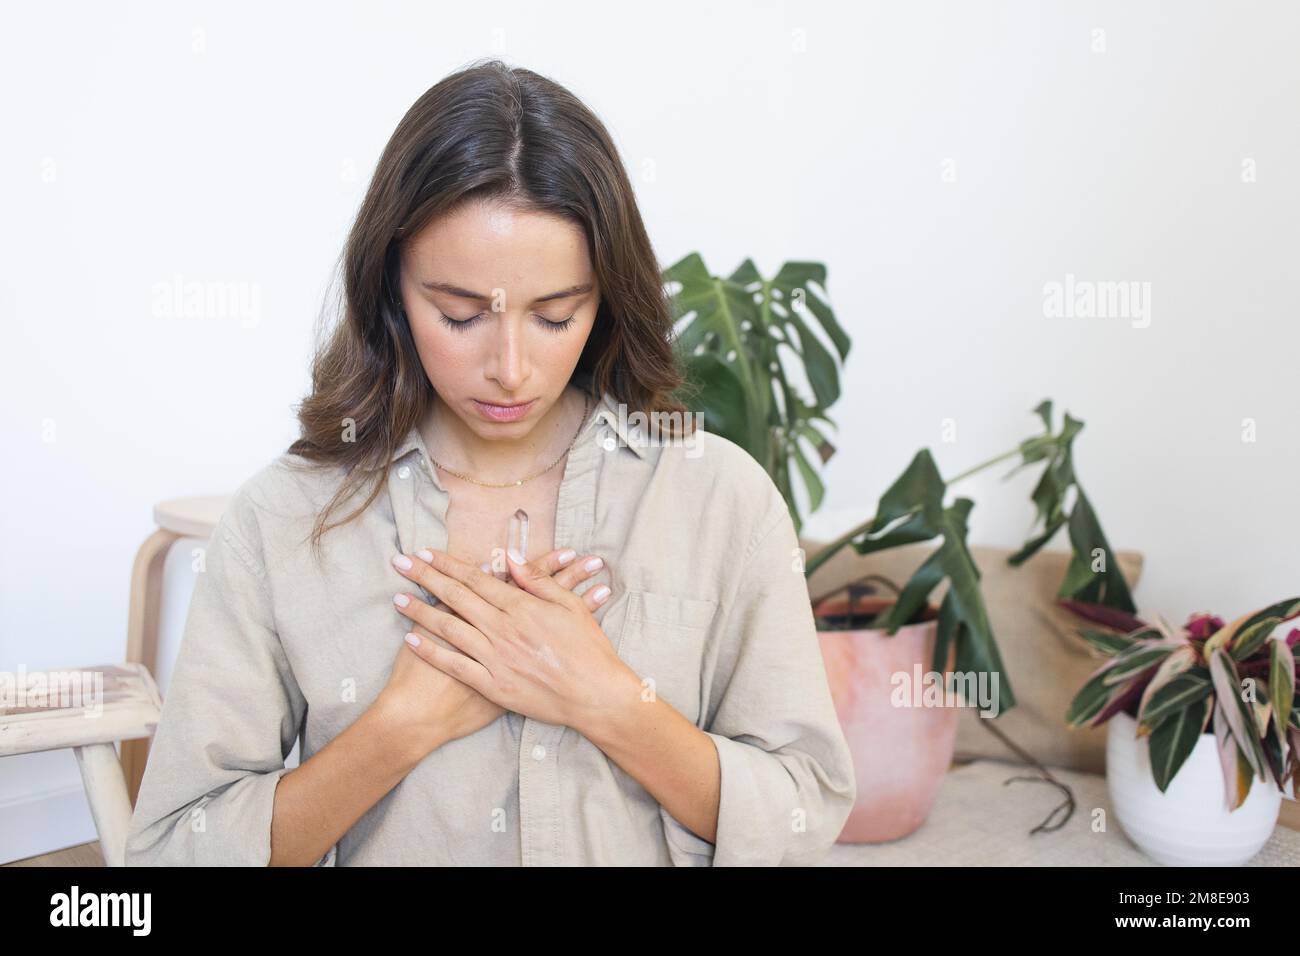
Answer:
[
  {"left": 815, "top": 590, "right": 957, "bottom": 841},
  {"left": 666, "top": 253, "right": 1137, "bottom": 841},
  {"left": 1065, "top": 598, "right": 1300, "bottom": 865},
  {"left": 794, "top": 407, "right": 1137, "bottom": 841}
]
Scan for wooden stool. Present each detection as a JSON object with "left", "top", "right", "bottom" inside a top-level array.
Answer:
[
  {"left": 121, "top": 495, "right": 229, "bottom": 806},
  {"left": 0, "top": 664, "right": 162, "bottom": 866}
]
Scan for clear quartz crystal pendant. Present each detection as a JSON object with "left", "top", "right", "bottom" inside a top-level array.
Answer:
[{"left": 508, "top": 508, "right": 529, "bottom": 566}]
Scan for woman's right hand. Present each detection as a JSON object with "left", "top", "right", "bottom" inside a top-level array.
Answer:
[{"left": 375, "top": 547, "right": 611, "bottom": 761}]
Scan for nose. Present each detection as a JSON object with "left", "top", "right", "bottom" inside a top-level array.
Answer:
[{"left": 487, "top": 314, "right": 528, "bottom": 393}]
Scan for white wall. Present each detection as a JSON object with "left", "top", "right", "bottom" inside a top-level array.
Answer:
[{"left": 2, "top": 0, "right": 1297, "bottom": 861}]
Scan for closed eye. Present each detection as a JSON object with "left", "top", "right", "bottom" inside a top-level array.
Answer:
[{"left": 437, "top": 312, "right": 576, "bottom": 332}]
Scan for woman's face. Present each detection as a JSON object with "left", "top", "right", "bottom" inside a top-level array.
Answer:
[{"left": 398, "top": 197, "right": 600, "bottom": 439}]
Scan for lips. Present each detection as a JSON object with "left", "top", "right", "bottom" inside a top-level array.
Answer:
[{"left": 472, "top": 398, "right": 537, "bottom": 422}]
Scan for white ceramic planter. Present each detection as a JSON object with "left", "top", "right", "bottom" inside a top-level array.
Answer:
[{"left": 1106, "top": 710, "right": 1281, "bottom": 866}]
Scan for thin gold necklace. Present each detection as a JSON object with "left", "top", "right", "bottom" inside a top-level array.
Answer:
[{"left": 427, "top": 392, "right": 592, "bottom": 488}]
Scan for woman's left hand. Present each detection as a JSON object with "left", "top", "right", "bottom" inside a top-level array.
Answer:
[{"left": 391, "top": 547, "right": 640, "bottom": 731}]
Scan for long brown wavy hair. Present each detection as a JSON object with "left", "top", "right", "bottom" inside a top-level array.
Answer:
[{"left": 286, "top": 58, "right": 694, "bottom": 553}]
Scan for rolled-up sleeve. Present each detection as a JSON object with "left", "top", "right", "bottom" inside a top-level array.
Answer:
[
  {"left": 124, "top": 504, "right": 333, "bottom": 866},
  {"left": 699, "top": 491, "right": 857, "bottom": 866}
]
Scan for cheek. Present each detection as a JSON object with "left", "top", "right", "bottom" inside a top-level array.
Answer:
[
  {"left": 405, "top": 303, "right": 467, "bottom": 358},
  {"left": 535, "top": 326, "right": 591, "bottom": 364},
  {"left": 408, "top": 315, "right": 481, "bottom": 381},
  {"left": 548, "top": 313, "right": 597, "bottom": 363}
]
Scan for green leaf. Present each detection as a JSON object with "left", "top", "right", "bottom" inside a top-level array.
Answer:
[
  {"left": 781, "top": 308, "right": 841, "bottom": 407},
  {"left": 1236, "top": 598, "right": 1300, "bottom": 638},
  {"left": 850, "top": 510, "right": 938, "bottom": 557},
  {"left": 1075, "top": 627, "right": 1139, "bottom": 655},
  {"left": 1231, "top": 616, "right": 1281, "bottom": 661},
  {"left": 1206, "top": 597, "right": 1300, "bottom": 659},
  {"left": 1007, "top": 514, "right": 1066, "bottom": 566},
  {"left": 665, "top": 254, "right": 756, "bottom": 401},
  {"left": 880, "top": 544, "right": 946, "bottom": 632},
  {"left": 1057, "top": 487, "right": 1137, "bottom": 613},
  {"left": 1032, "top": 399, "right": 1053, "bottom": 432},
  {"left": 869, "top": 449, "right": 946, "bottom": 532},
  {"left": 1149, "top": 697, "right": 1211, "bottom": 792},
  {"left": 1003, "top": 403, "right": 1135, "bottom": 614},
  {"left": 934, "top": 500, "right": 1015, "bottom": 711},
  {"left": 1136, "top": 645, "right": 1198, "bottom": 729},
  {"left": 789, "top": 439, "right": 826, "bottom": 514},
  {"left": 1250, "top": 697, "right": 1273, "bottom": 743},
  {"left": 773, "top": 261, "right": 850, "bottom": 361},
  {"left": 851, "top": 451, "right": 1015, "bottom": 711},
  {"left": 931, "top": 590, "right": 960, "bottom": 675},
  {"left": 678, "top": 351, "right": 758, "bottom": 453},
  {"left": 1139, "top": 670, "right": 1213, "bottom": 728},
  {"left": 1058, "top": 411, "right": 1085, "bottom": 446},
  {"left": 665, "top": 253, "right": 848, "bottom": 533},
  {"left": 1260, "top": 717, "right": 1287, "bottom": 788},
  {"left": 1208, "top": 649, "right": 1267, "bottom": 779},
  {"left": 1271, "top": 637, "right": 1295, "bottom": 737},
  {"left": 880, "top": 498, "right": 978, "bottom": 632},
  {"left": 1102, "top": 644, "right": 1173, "bottom": 686},
  {"left": 1066, "top": 667, "right": 1115, "bottom": 726}
]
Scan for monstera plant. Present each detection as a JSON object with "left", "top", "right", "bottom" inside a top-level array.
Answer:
[
  {"left": 663, "top": 252, "right": 847, "bottom": 522},
  {"left": 664, "top": 252, "right": 1136, "bottom": 713}
]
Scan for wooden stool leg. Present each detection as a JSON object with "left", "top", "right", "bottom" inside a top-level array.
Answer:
[
  {"left": 121, "top": 528, "right": 178, "bottom": 806},
  {"left": 74, "top": 742, "right": 134, "bottom": 867}
]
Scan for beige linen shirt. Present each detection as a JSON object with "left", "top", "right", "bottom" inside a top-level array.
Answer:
[{"left": 124, "top": 385, "right": 856, "bottom": 866}]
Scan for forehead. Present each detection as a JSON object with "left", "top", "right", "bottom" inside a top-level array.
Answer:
[{"left": 403, "top": 199, "right": 593, "bottom": 289}]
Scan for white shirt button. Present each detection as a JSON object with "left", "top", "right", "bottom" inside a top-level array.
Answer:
[
  {"left": 397, "top": 465, "right": 411, "bottom": 479},
  {"left": 531, "top": 744, "right": 546, "bottom": 761}
]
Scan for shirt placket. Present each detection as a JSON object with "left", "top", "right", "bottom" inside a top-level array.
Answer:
[
  {"left": 391, "top": 409, "right": 609, "bottom": 867},
  {"left": 389, "top": 446, "right": 451, "bottom": 602},
  {"left": 516, "top": 412, "right": 604, "bottom": 866}
]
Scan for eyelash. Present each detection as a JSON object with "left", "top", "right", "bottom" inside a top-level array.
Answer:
[{"left": 437, "top": 312, "right": 576, "bottom": 333}]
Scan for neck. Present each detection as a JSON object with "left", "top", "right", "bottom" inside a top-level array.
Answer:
[{"left": 422, "top": 385, "right": 590, "bottom": 484}]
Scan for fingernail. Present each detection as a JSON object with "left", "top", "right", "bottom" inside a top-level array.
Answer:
[
  {"left": 392, "top": 554, "right": 413, "bottom": 570},
  {"left": 592, "top": 585, "right": 611, "bottom": 603},
  {"left": 393, "top": 593, "right": 410, "bottom": 607},
  {"left": 416, "top": 548, "right": 434, "bottom": 562},
  {"left": 404, "top": 632, "right": 420, "bottom": 647},
  {"left": 584, "top": 557, "right": 603, "bottom": 573},
  {"left": 557, "top": 549, "right": 577, "bottom": 565}
]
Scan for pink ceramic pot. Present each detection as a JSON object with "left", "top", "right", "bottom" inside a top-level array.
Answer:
[{"left": 816, "top": 594, "right": 959, "bottom": 843}]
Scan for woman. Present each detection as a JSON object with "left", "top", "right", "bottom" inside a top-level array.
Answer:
[{"left": 124, "top": 59, "right": 855, "bottom": 867}]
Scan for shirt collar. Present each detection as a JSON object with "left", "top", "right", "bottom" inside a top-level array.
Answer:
[
  {"left": 388, "top": 389, "right": 649, "bottom": 466},
  {"left": 589, "top": 392, "right": 649, "bottom": 460}
]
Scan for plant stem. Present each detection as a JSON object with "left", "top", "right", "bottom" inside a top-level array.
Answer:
[
  {"left": 802, "top": 442, "right": 1025, "bottom": 581},
  {"left": 945, "top": 447, "right": 1023, "bottom": 486}
]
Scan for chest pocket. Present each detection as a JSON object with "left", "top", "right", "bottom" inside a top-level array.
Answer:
[{"left": 614, "top": 589, "right": 719, "bottom": 727}]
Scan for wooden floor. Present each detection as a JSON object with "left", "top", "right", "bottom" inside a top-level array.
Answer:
[{"left": 4, "top": 842, "right": 104, "bottom": 867}]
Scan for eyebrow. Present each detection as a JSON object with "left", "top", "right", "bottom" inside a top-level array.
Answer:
[{"left": 420, "top": 281, "right": 593, "bottom": 305}]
